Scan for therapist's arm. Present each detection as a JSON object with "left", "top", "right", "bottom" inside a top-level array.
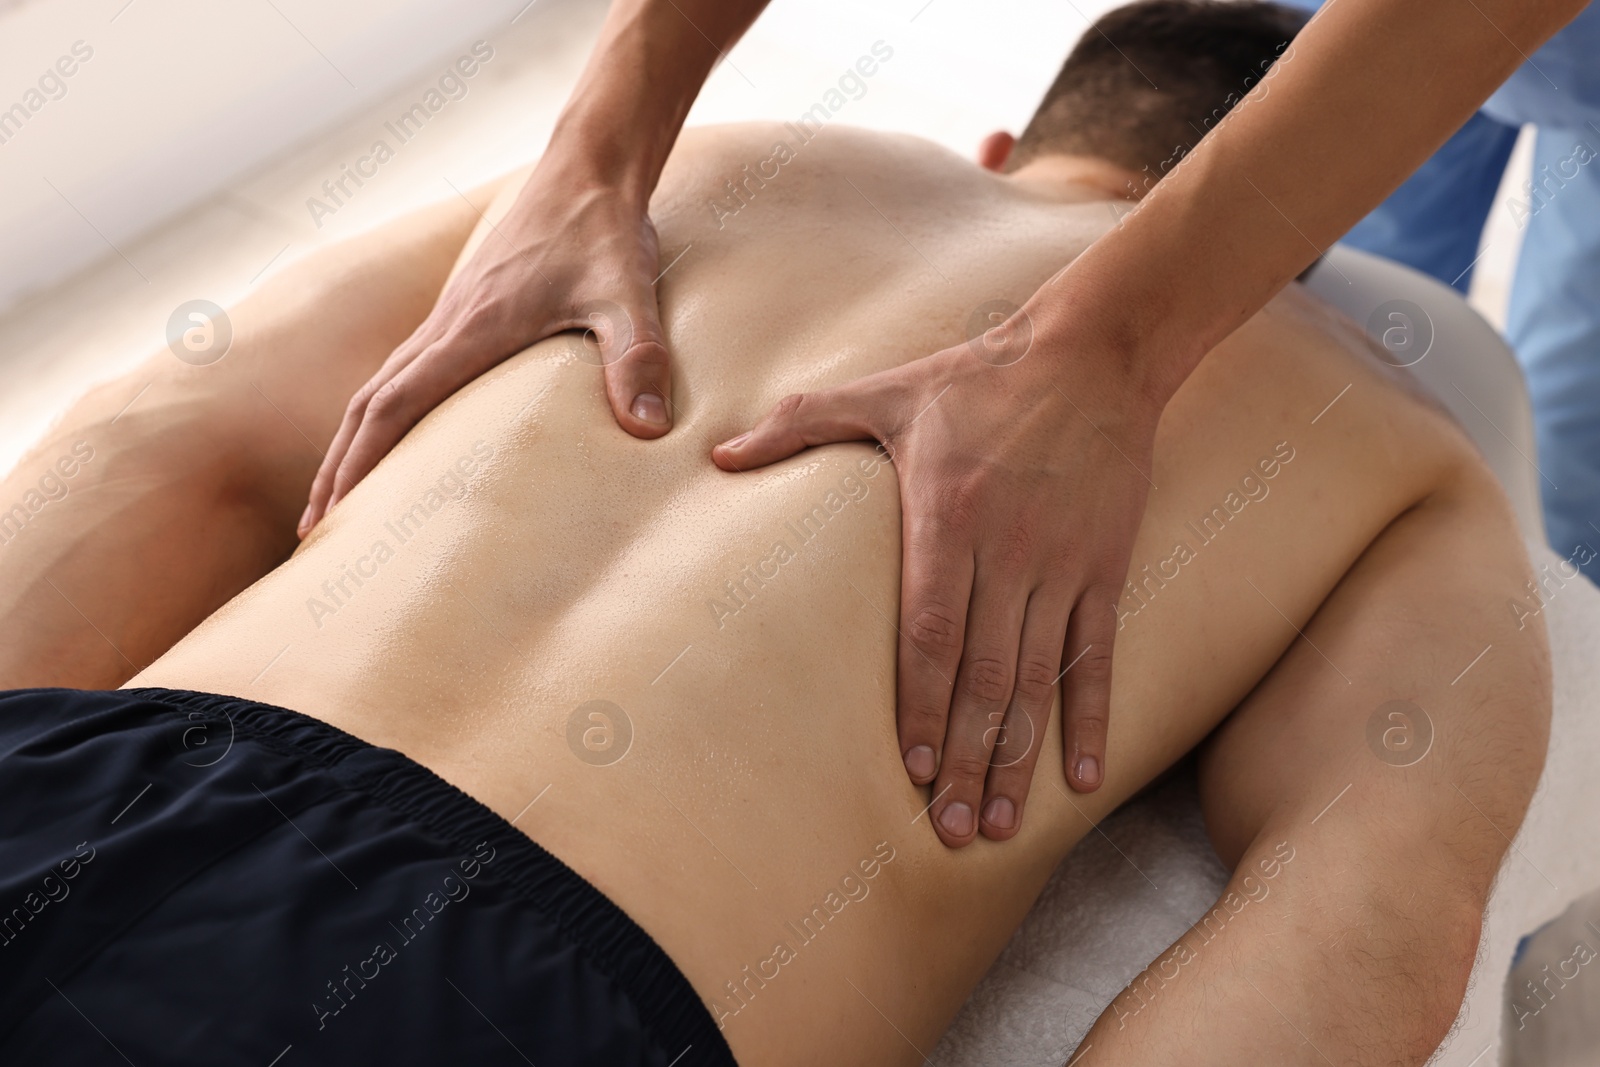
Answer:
[
  {"left": 713, "top": 0, "right": 1586, "bottom": 847},
  {"left": 300, "top": 0, "right": 771, "bottom": 534}
]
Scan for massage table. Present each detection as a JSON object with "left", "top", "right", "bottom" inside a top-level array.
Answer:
[{"left": 937, "top": 245, "right": 1600, "bottom": 1067}]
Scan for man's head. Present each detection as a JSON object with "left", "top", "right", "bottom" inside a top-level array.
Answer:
[{"left": 986, "top": 0, "right": 1310, "bottom": 184}]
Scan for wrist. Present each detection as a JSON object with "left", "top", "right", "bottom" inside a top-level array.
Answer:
[
  {"left": 1025, "top": 273, "right": 1196, "bottom": 426},
  {"left": 545, "top": 0, "right": 740, "bottom": 205},
  {"left": 539, "top": 115, "right": 658, "bottom": 206}
]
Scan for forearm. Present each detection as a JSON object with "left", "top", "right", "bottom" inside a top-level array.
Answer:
[
  {"left": 1072, "top": 832, "right": 1484, "bottom": 1066},
  {"left": 1045, "top": 0, "right": 1586, "bottom": 406},
  {"left": 0, "top": 196, "right": 484, "bottom": 689},
  {"left": 550, "top": 0, "right": 772, "bottom": 200}
]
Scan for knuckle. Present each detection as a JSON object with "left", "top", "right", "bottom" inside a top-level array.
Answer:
[
  {"left": 442, "top": 304, "right": 489, "bottom": 341},
  {"left": 1068, "top": 643, "right": 1120, "bottom": 694},
  {"left": 899, "top": 700, "right": 949, "bottom": 736},
  {"left": 1040, "top": 545, "right": 1079, "bottom": 583},
  {"left": 941, "top": 748, "right": 993, "bottom": 783},
  {"left": 772, "top": 392, "right": 808, "bottom": 422},
  {"left": 899, "top": 685, "right": 953, "bottom": 731},
  {"left": 960, "top": 655, "right": 1013, "bottom": 705},
  {"left": 620, "top": 339, "right": 669, "bottom": 370},
  {"left": 942, "top": 483, "right": 984, "bottom": 533},
  {"left": 988, "top": 715, "right": 1040, "bottom": 771},
  {"left": 364, "top": 380, "right": 408, "bottom": 422},
  {"left": 991, "top": 523, "right": 1036, "bottom": 572},
  {"left": 449, "top": 307, "right": 513, "bottom": 355},
  {"left": 345, "top": 386, "right": 376, "bottom": 417},
  {"left": 1073, "top": 642, "right": 1115, "bottom": 683},
  {"left": 907, "top": 604, "right": 964, "bottom": 657},
  {"left": 1011, "top": 653, "right": 1059, "bottom": 705},
  {"left": 1088, "top": 579, "right": 1126, "bottom": 614}
]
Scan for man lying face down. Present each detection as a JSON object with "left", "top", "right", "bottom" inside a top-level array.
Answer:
[{"left": 0, "top": 2, "right": 1548, "bottom": 1065}]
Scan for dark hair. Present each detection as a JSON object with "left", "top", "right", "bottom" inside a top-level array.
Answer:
[{"left": 1009, "top": 0, "right": 1310, "bottom": 177}]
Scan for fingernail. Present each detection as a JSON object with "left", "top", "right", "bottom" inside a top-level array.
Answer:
[
  {"left": 719, "top": 431, "right": 751, "bottom": 451},
  {"left": 1075, "top": 755, "right": 1101, "bottom": 787},
  {"left": 938, "top": 802, "right": 974, "bottom": 837},
  {"left": 904, "top": 745, "right": 936, "bottom": 780},
  {"left": 983, "top": 796, "right": 1016, "bottom": 830},
  {"left": 631, "top": 392, "right": 667, "bottom": 425},
  {"left": 298, "top": 504, "right": 313, "bottom": 534}
]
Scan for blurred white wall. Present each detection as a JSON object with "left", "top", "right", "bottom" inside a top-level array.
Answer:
[
  {"left": 0, "top": 0, "right": 529, "bottom": 311},
  {"left": 694, "top": 1, "right": 1088, "bottom": 148}
]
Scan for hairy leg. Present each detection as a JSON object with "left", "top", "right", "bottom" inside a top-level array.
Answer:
[
  {"left": 0, "top": 190, "right": 503, "bottom": 689},
  {"left": 1074, "top": 453, "right": 1550, "bottom": 1065}
]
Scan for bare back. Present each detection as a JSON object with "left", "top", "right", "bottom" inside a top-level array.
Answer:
[{"left": 132, "top": 124, "right": 1477, "bottom": 1064}]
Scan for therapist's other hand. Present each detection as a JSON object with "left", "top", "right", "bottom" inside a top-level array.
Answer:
[
  {"left": 713, "top": 308, "right": 1158, "bottom": 847},
  {"left": 300, "top": 161, "right": 673, "bottom": 537}
]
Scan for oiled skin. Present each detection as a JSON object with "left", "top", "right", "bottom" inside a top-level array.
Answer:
[{"left": 128, "top": 125, "right": 1516, "bottom": 1064}]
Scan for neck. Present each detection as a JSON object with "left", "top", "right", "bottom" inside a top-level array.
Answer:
[{"left": 1005, "top": 154, "right": 1141, "bottom": 203}]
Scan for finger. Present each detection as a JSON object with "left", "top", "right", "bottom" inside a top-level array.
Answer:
[
  {"left": 930, "top": 559, "right": 1028, "bottom": 848},
  {"left": 301, "top": 326, "right": 442, "bottom": 536},
  {"left": 596, "top": 299, "right": 674, "bottom": 439},
  {"left": 1059, "top": 581, "right": 1121, "bottom": 793},
  {"left": 712, "top": 379, "right": 889, "bottom": 472},
  {"left": 895, "top": 505, "right": 972, "bottom": 790},
  {"left": 302, "top": 393, "right": 370, "bottom": 537},
  {"left": 324, "top": 330, "right": 503, "bottom": 512},
  {"left": 303, "top": 367, "right": 406, "bottom": 537},
  {"left": 979, "top": 583, "right": 1073, "bottom": 841}
]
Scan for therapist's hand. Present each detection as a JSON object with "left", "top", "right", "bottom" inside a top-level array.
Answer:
[
  {"left": 713, "top": 304, "right": 1160, "bottom": 847},
  {"left": 299, "top": 158, "right": 673, "bottom": 536}
]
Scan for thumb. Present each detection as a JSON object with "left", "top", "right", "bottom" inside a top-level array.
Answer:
[
  {"left": 592, "top": 296, "right": 674, "bottom": 439},
  {"left": 713, "top": 381, "right": 886, "bottom": 472}
]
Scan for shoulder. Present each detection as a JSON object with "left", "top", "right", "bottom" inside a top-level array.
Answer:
[
  {"left": 656, "top": 122, "right": 1000, "bottom": 224},
  {"left": 665, "top": 123, "right": 977, "bottom": 184}
]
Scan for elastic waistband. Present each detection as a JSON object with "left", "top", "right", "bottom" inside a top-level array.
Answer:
[{"left": 123, "top": 687, "right": 737, "bottom": 1066}]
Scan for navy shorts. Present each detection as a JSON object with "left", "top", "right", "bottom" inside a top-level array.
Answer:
[{"left": 0, "top": 688, "right": 737, "bottom": 1066}]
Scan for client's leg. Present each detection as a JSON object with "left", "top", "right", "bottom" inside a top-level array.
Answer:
[
  {"left": 1076, "top": 454, "right": 1550, "bottom": 1063},
  {"left": 0, "top": 191, "right": 501, "bottom": 690}
]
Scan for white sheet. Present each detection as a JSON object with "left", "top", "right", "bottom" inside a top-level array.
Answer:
[{"left": 937, "top": 541, "right": 1600, "bottom": 1066}]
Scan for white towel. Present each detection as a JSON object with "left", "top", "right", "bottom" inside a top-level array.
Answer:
[{"left": 938, "top": 542, "right": 1600, "bottom": 1066}]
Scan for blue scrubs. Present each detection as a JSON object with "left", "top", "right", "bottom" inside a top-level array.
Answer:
[{"left": 1282, "top": 1, "right": 1600, "bottom": 576}]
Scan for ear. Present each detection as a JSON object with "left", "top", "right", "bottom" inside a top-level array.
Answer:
[{"left": 977, "top": 131, "right": 1015, "bottom": 173}]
